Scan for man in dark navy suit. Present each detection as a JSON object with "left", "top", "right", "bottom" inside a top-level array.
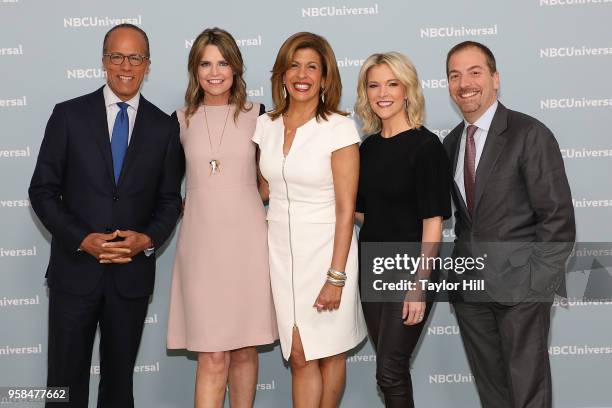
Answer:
[{"left": 29, "top": 24, "right": 184, "bottom": 407}]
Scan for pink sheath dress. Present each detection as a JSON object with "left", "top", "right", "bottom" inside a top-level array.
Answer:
[{"left": 167, "top": 103, "right": 278, "bottom": 352}]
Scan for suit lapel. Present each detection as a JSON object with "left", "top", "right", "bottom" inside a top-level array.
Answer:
[
  {"left": 450, "top": 124, "right": 463, "bottom": 176},
  {"left": 473, "top": 103, "right": 509, "bottom": 213},
  {"left": 88, "top": 87, "right": 116, "bottom": 187},
  {"left": 117, "top": 95, "right": 149, "bottom": 188},
  {"left": 448, "top": 124, "right": 472, "bottom": 223}
]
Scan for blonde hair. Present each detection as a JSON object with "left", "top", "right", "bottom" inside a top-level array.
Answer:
[
  {"left": 355, "top": 52, "right": 425, "bottom": 134},
  {"left": 184, "top": 27, "right": 252, "bottom": 126},
  {"left": 268, "top": 32, "right": 346, "bottom": 121}
]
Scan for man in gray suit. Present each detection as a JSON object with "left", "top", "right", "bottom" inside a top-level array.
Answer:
[{"left": 442, "top": 41, "right": 575, "bottom": 408}]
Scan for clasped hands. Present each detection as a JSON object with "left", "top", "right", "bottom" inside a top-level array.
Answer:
[{"left": 79, "top": 230, "right": 152, "bottom": 264}]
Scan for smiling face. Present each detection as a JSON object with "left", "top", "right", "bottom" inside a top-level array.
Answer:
[
  {"left": 447, "top": 46, "right": 499, "bottom": 123},
  {"left": 198, "top": 44, "right": 234, "bottom": 105},
  {"left": 366, "top": 63, "right": 408, "bottom": 126},
  {"left": 102, "top": 27, "right": 150, "bottom": 101},
  {"left": 283, "top": 47, "right": 324, "bottom": 107}
]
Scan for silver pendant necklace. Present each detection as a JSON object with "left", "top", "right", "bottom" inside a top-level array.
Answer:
[{"left": 204, "top": 104, "right": 231, "bottom": 175}]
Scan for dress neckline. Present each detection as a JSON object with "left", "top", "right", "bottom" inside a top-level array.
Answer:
[
  {"left": 198, "top": 104, "right": 233, "bottom": 111},
  {"left": 377, "top": 128, "right": 415, "bottom": 141}
]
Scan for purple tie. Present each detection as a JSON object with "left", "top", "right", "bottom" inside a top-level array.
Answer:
[{"left": 464, "top": 125, "right": 478, "bottom": 216}]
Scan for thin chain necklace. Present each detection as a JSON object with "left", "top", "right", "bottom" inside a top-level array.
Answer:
[{"left": 203, "top": 104, "right": 230, "bottom": 175}]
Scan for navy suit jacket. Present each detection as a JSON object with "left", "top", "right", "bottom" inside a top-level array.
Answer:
[{"left": 29, "top": 87, "right": 184, "bottom": 298}]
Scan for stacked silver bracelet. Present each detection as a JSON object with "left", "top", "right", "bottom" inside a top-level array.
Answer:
[{"left": 326, "top": 267, "right": 347, "bottom": 287}]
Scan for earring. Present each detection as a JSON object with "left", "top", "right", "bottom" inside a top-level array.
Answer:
[
  {"left": 404, "top": 98, "right": 408, "bottom": 109},
  {"left": 321, "top": 88, "right": 326, "bottom": 104},
  {"left": 282, "top": 83, "right": 287, "bottom": 99}
]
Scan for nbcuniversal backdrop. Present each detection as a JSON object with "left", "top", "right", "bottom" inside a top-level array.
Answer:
[{"left": 1, "top": 0, "right": 611, "bottom": 407}]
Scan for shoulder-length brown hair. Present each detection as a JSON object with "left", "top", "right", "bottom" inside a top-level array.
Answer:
[
  {"left": 355, "top": 52, "right": 425, "bottom": 134},
  {"left": 268, "top": 32, "right": 346, "bottom": 121},
  {"left": 184, "top": 27, "right": 252, "bottom": 126}
]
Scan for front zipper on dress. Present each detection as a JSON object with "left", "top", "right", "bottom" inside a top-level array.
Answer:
[{"left": 282, "top": 155, "right": 298, "bottom": 331}]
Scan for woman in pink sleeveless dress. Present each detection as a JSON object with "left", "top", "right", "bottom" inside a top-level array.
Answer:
[{"left": 166, "top": 27, "right": 277, "bottom": 408}]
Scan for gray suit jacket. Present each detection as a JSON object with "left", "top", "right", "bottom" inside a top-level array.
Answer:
[{"left": 442, "top": 102, "right": 575, "bottom": 304}]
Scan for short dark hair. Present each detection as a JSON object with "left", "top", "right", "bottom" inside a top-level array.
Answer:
[
  {"left": 102, "top": 24, "right": 150, "bottom": 57},
  {"left": 446, "top": 41, "right": 496, "bottom": 76}
]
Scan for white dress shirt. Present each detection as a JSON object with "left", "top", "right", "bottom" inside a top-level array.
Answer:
[
  {"left": 103, "top": 85, "right": 140, "bottom": 143},
  {"left": 454, "top": 101, "right": 499, "bottom": 205}
]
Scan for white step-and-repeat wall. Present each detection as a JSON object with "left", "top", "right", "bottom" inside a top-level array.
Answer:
[{"left": 1, "top": 1, "right": 611, "bottom": 407}]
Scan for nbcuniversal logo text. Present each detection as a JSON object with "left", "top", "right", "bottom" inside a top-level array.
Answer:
[
  {"left": 427, "top": 325, "right": 460, "bottom": 336},
  {"left": 337, "top": 57, "right": 365, "bottom": 68},
  {"left": 554, "top": 297, "right": 612, "bottom": 306},
  {"left": 421, "top": 78, "right": 448, "bottom": 89},
  {"left": 0, "top": 44, "right": 23, "bottom": 56},
  {"left": 0, "top": 146, "right": 31, "bottom": 158},
  {"left": 256, "top": 381, "right": 276, "bottom": 391},
  {"left": 540, "top": 97, "right": 612, "bottom": 109},
  {"left": 420, "top": 24, "right": 498, "bottom": 38},
  {"left": 561, "top": 148, "right": 612, "bottom": 159},
  {"left": 301, "top": 4, "right": 380, "bottom": 17},
  {"left": 63, "top": 15, "right": 142, "bottom": 28},
  {"left": 0, "top": 199, "right": 30, "bottom": 208},
  {"left": 0, "top": 96, "right": 27, "bottom": 108},
  {"left": 572, "top": 198, "right": 612, "bottom": 208},
  {"left": 91, "top": 361, "right": 160, "bottom": 375},
  {"left": 66, "top": 68, "right": 106, "bottom": 80},
  {"left": 549, "top": 345, "right": 612, "bottom": 355},
  {"left": 247, "top": 86, "right": 264, "bottom": 98},
  {"left": 347, "top": 354, "right": 376, "bottom": 363},
  {"left": 540, "top": 46, "right": 612, "bottom": 58},
  {"left": 540, "top": 0, "right": 612, "bottom": 5},
  {"left": 429, "top": 373, "right": 474, "bottom": 384},
  {"left": 0, "top": 245, "right": 37, "bottom": 257},
  {"left": 0, "top": 295, "right": 40, "bottom": 307},
  {"left": 0, "top": 344, "right": 42, "bottom": 356}
]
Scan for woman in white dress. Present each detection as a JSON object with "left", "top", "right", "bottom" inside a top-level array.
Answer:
[{"left": 252, "top": 32, "right": 367, "bottom": 407}]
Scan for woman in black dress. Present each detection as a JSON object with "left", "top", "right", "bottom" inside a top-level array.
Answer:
[{"left": 354, "top": 52, "right": 451, "bottom": 407}]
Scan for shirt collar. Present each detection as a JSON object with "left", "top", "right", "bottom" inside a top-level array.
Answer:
[
  {"left": 103, "top": 84, "right": 140, "bottom": 111},
  {"left": 463, "top": 100, "right": 498, "bottom": 132}
]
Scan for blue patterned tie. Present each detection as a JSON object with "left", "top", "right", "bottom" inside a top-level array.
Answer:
[{"left": 111, "top": 102, "right": 129, "bottom": 183}]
